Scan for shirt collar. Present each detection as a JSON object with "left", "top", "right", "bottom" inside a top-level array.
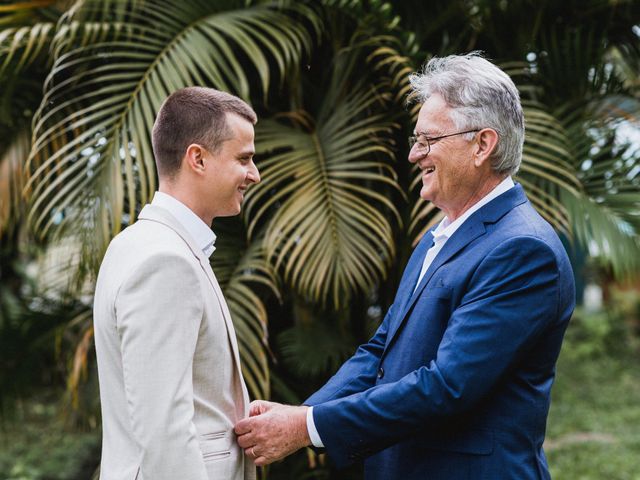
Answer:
[
  {"left": 432, "top": 176, "right": 515, "bottom": 242},
  {"left": 151, "top": 191, "right": 217, "bottom": 257}
]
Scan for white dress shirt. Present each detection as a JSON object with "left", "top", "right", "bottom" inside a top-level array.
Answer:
[
  {"left": 306, "top": 176, "right": 515, "bottom": 448},
  {"left": 152, "top": 191, "right": 217, "bottom": 258}
]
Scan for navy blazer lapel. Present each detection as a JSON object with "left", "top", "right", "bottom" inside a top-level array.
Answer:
[
  {"left": 393, "top": 231, "right": 434, "bottom": 316},
  {"left": 383, "top": 220, "right": 485, "bottom": 348},
  {"left": 410, "top": 220, "right": 486, "bottom": 302},
  {"left": 410, "top": 184, "right": 527, "bottom": 304},
  {"left": 386, "top": 184, "right": 528, "bottom": 349}
]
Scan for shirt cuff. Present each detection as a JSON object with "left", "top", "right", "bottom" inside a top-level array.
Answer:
[{"left": 306, "top": 406, "right": 324, "bottom": 448}]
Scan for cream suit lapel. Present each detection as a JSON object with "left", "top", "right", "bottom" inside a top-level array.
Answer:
[
  {"left": 137, "top": 204, "right": 248, "bottom": 404},
  {"left": 199, "top": 260, "right": 250, "bottom": 405}
]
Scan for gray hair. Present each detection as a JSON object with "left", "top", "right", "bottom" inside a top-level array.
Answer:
[{"left": 409, "top": 52, "right": 524, "bottom": 176}]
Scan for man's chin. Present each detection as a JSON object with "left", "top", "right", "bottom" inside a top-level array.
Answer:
[
  {"left": 216, "top": 205, "right": 242, "bottom": 218},
  {"left": 419, "top": 187, "right": 434, "bottom": 202}
]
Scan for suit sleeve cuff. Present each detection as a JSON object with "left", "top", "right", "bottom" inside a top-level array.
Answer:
[{"left": 306, "top": 406, "right": 324, "bottom": 448}]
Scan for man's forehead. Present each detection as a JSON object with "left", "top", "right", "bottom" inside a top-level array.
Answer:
[
  {"left": 414, "top": 116, "right": 445, "bottom": 136},
  {"left": 414, "top": 98, "right": 452, "bottom": 134}
]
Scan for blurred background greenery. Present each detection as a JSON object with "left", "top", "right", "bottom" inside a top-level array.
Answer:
[{"left": 1, "top": 0, "right": 639, "bottom": 479}]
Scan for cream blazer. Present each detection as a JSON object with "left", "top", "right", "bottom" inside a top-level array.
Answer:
[{"left": 94, "top": 204, "right": 255, "bottom": 480}]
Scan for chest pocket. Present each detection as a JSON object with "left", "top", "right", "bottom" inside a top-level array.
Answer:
[
  {"left": 417, "top": 284, "right": 454, "bottom": 323},
  {"left": 420, "top": 284, "right": 453, "bottom": 300},
  {"left": 382, "top": 284, "right": 454, "bottom": 369}
]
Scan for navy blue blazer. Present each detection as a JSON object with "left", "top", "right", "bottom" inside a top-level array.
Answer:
[{"left": 305, "top": 184, "right": 575, "bottom": 480}]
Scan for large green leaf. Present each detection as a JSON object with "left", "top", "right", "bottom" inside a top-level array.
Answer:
[
  {"left": 0, "top": 8, "right": 59, "bottom": 240},
  {"left": 246, "top": 91, "right": 402, "bottom": 308},
  {"left": 243, "top": 31, "right": 409, "bottom": 308},
  {"left": 564, "top": 189, "right": 640, "bottom": 278},
  {"left": 0, "top": 21, "right": 54, "bottom": 76},
  {"left": 25, "top": 0, "right": 318, "bottom": 261},
  {"left": 211, "top": 219, "right": 280, "bottom": 400},
  {"left": 559, "top": 96, "right": 640, "bottom": 277},
  {"left": 278, "top": 320, "right": 356, "bottom": 377},
  {"left": 539, "top": 15, "right": 640, "bottom": 274}
]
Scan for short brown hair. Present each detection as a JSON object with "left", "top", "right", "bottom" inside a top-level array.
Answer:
[{"left": 152, "top": 87, "right": 257, "bottom": 178}]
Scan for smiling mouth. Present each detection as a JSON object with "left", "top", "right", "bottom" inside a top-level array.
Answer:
[{"left": 424, "top": 167, "right": 435, "bottom": 174}]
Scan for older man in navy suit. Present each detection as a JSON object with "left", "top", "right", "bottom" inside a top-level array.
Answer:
[{"left": 235, "top": 52, "right": 575, "bottom": 480}]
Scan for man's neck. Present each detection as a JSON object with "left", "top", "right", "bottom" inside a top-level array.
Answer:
[
  {"left": 158, "top": 183, "right": 212, "bottom": 227},
  {"left": 444, "top": 175, "right": 506, "bottom": 222}
]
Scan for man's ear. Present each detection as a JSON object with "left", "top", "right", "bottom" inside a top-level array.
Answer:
[
  {"left": 473, "top": 128, "right": 499, "bottom": 168},
  {"left": 184, "top": 144, "right": 206, "bottom": 174}
]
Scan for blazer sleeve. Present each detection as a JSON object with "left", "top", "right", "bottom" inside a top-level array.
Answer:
[
  {"left": 115, "top": 252, "right": 208, "bottom": 480},
  {"left": 312, "top": 236, "right": 564, "bottom": 467},
  {"left": 305, "top": 302, "right": 394, "bottom": 406}
]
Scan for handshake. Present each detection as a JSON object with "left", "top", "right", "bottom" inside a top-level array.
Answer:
[{"left": 234, "top": 400, "right": 313, "bottom": 466}]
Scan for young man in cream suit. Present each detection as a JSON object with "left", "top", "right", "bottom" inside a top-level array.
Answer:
[{"left": 94, "top": 87, "right": 260, "bottom": 480}]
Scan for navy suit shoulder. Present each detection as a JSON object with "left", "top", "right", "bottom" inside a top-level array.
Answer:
[{"left": 307, "top": 184, "right": 575, "bottom": 480}]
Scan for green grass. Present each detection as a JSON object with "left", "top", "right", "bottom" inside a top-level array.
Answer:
[
  {"left": 0, "top": 393, "right": 100, "bottom": 480},
  {"left": 545, "top": 310, "right": 640, "bottom": 480}
]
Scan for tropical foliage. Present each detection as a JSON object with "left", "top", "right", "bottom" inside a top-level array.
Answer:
[{"left": 1, "top": 0, "right": 639, "bottom": 477}]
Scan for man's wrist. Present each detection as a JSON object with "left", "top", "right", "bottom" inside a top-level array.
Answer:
[{"left": 294, "top": 406, "right": 312, "bottom": 447}]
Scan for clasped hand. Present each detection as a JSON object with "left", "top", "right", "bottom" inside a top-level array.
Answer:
[{"left": 234, "top": 400, "right": 311, "bottom": 466}]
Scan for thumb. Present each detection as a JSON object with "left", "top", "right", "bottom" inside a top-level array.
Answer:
[
  {"left": 249, "top": 399, "right": 278, "bottom": 416},
  {"left": 234, "top": 416, "right": 253, "bottom": 435}
]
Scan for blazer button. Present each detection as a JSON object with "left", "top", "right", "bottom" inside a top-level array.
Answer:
[{"left": 377, "top": 367, "right": 384, "bottom": 379}]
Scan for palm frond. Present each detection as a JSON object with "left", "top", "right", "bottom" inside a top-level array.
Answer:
[
  {"left": 0, "top": 16, "right": 55, "bottom": 135},
  {"left": 526, "top": 17, "right": 640, "bottom": 277},
  {"left": 537, "top": 22, "right": 627, "bottom": 107},
  {"left": 563, "top": 189, "right": 640, "bottom": 278},
  {"left": 558, "top": 94, "right": 640, "bottom": 276},
  {"left": 211, "top": 219, "right": 280, "bottom": 400},
  {"left": 365, "top": 34, "right": 418, "bottom": 119},
  {"left": 0, "top": 21, "right": 55, "bottom": 76},
  {"left": 246, "top": 88, "right": 401, "bottom": 308},
  {"left": 24, "top": 0, "right": 318, "bottom": 270},
  {"left": 242, "top": 30, "right": 405, "bottom": 309},
  {"left": 278, "top": 321, "right": 356, "bottom": 377},
  {"left": 517, "top": 100, "right": 581, "bottom": 237}
]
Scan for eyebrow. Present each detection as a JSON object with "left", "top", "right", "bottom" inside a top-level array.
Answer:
[{"left": 414, "top": 129, "right": 446, "bottom": 137}]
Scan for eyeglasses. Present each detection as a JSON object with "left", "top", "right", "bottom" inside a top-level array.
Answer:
[{"left": 408, "top": 129, "right": 480, "bottom": 155}]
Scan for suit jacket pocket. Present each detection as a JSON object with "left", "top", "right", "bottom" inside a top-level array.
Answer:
[
  {"left": 419, "top": 284, "right": 453, "bottom": 300},
  {"left": 420, "top": 429, "right": 494, "bottom": 455},
  {"left": 200, "top": 430, "right": 231, "bottom": 463}
]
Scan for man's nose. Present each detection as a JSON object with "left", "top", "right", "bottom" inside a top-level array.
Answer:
[
  {"left": 248, "top": 161, "right": 260, "bottom": 184},
  {"left": 408, "top": 144, "right": 425, "bottom": 164}
]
